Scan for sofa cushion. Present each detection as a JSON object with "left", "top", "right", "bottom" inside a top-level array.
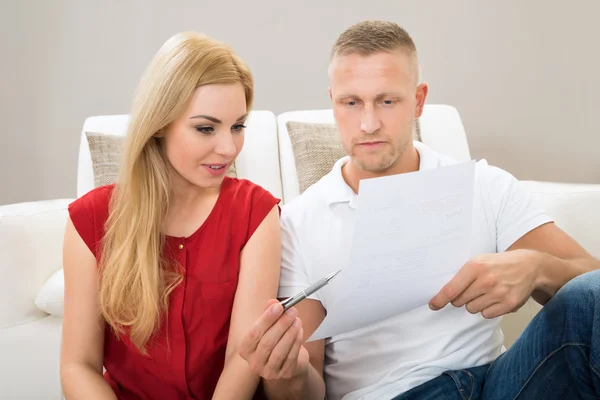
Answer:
[
  {"left": 85, "top": 132, "right": 237, "bottom": 188},
  {"left": 86, "top": 132, "right": 125, "bottom": 187},
  {"left": 35, "top": 268, "right": 64, "bottom": 317},
  {"left": 285, "top": 122, "right": 346, "bottom": 194},
  {"left": 0, "top": 315, "right": 63, "bottom": 399},
  {"left": 0, "top": 199, "right": 70, "bottom": 329},
  {"left": 285, "top": 120, "right": 421, "bottom": 194}
]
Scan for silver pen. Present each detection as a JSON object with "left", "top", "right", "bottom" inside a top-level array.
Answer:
[{"left": 280, "top": 269, "right": 342, "bottom": 311}]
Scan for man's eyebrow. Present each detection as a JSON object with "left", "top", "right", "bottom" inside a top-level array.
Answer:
[
  {"left": 335, "top": 93, "right": 404, "bottom": 101},
  {"left": 189, "top": 114, "right": 221, "bottom": 123},
  {"left": 335, "top": 94, "right": 358, "bottom": 100},
  {"left": 374, "top": 92, "right": 404, "bottom": 100}
]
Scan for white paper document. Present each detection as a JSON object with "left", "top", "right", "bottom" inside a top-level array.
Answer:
[{"left": 308, "top": 161, "right": 475, "bottom": 341}]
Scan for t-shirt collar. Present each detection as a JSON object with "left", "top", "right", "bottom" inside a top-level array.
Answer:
[{"left": 322, "top": 141, "right": 438, "bottom": 209}]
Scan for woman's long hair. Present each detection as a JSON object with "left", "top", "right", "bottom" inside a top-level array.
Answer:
[{"left": 98, "top": 32, "right": 253, "bottom": 353}]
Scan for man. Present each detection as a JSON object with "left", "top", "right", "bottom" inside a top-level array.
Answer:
[{"left": 239, "top": 20, "right": 600, "bottom": 399}]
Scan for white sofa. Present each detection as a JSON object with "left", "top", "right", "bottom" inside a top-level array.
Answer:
[{"left": 1, "top": 105, "right": 599, "bottom": 399}]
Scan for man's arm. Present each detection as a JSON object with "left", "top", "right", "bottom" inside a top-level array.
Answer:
[
  {"left": 507, "top": 221, "right": 600, "bottom": 305},
  {"left": 429, "top": 222, "right": 600, "bottom": 318},
  {"left": 430, "top": 164, "right": 600, "bottom": 317}
]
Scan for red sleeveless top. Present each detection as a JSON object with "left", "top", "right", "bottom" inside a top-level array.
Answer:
[{"left": 68, "top": 177, "right": 280, "bottom": 399}]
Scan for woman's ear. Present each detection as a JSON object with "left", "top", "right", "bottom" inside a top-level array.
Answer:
[{"left": 154, "top": 129, "right": 165, "bottom": 138}]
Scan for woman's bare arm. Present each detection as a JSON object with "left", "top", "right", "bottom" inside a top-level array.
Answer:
[
  {"left": 212, "top": 205, "right": 282, "bottom": 399},
  {"left": 60, "top": 217, "right": 116, "bottom": 400}
]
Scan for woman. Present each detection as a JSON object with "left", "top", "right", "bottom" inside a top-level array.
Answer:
[{"left": 60, "top": 31, "right": 284, "bottom": 399}]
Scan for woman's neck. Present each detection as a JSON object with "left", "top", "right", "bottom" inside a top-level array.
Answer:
[{"left": 163, "top": 176, "right": 223, "bottom": 238}]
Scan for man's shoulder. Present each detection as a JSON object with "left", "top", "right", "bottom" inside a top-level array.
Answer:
[
  {"left": 420, "top": 142, "right": 515, "bottom": 192},
  {"left": 472, "top": 159, "right": 520, "bottom": 195},
  {"left": 421, "top": 143, "right": 489, "bottom": 172},
  {"left": 281, "top": 175, "right": 332, "bottom": 225}
]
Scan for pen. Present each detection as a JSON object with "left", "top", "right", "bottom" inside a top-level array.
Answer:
[{"left": 279, "top": 269, "right": 342, "bottom": 311}]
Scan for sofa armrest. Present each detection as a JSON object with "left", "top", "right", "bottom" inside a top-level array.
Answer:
[
  {"left": 0, "top": 199, "right": 73, "bottom": 328},
  {"left": 501, "top": 180, "right": 600, "bottom": 347}
]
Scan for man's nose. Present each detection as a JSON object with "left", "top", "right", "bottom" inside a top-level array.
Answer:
[{"left": 360, "top": 105, "right": 381, "bottom": 134}]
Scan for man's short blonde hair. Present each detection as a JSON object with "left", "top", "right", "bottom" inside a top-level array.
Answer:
[{"left": 330, "top": 20, "right": 420, "bottom": 82}]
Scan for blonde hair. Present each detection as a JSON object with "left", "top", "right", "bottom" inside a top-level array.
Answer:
[
  {"left": 99, "top": 32, "right": 253, "bottom": 353},
  {"left": 330, "top": 20, "right": 420, "bottom": 82}
]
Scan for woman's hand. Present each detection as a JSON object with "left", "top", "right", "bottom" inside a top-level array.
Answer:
[{"left": 239, "top": 299, "right": 310, "bottom": 381}]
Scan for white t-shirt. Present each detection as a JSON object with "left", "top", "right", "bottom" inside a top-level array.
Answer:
[{"left": 278, "top": 141, "right": 553, "bottom": 400}]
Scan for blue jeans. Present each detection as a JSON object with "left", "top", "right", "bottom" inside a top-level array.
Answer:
[{"left": 392, "top": 269, "right": 600, "bottom": 400}]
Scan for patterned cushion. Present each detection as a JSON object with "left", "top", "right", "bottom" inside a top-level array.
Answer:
[
  {"left": 85, "top": 132, "right": 124, "bottom": 188},
  {"left": 285, "top": 122, "right": 346, "bottom": 194},
  {"left": 285, "top": 120, "right": 421, "bottom": 194},
  {"left": 85, "top": 132, "right": 237, "bottom": 188}
]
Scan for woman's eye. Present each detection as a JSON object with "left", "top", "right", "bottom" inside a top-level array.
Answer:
[
  {"left": 195, "top": 126, "right": 214, "bottom": 134},
  {"left": 232, "top": 124, "right": 247, "bottom": 132}
]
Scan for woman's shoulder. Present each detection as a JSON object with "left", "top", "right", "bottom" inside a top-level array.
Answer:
[
  {"left": 220, "top": 177, "right": 281, "bottom": 243},
  {"left": 68, "top": 184, "right": 116, "bottom": 218},
  {"left": 67, "top": 184, "right": 116, "bottom": 248},
  {"left": 222, "top": 177, "right": 280, "bottom": 209},
  {"left": 78, "top": 183, "right": 116, "bottom": 202}
]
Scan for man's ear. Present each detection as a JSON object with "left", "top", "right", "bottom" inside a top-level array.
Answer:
[
  {"left": 415, "top": 82, "right": 429, "bottom": 118},
  {"left": 328, "top": 86, "right": 333, "bottom": 101}
]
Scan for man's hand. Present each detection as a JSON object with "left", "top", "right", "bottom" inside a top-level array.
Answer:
[
  {"left": 239, "top": 299, "right": 310, "bottom": 381},
  {"left": 429, "top": 249, "right": 542, "bottom": 318}
]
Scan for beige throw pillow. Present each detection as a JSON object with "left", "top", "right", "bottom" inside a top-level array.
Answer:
[
  {"left": 85, "top": 132, "right": 124, "bottom": 187},
  {"left": 85, "top": 132, "right": 237, "bottom": 188},
  {"left": 285, "top": 122, "right": 346, "bottom": 194},
  {"left": 285, "top": 119, "right": 421, "bottom": 194}
]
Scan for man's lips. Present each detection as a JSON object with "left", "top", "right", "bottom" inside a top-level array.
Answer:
[{"left": 357, "top": 141, "right": 386, "bottom": 147}]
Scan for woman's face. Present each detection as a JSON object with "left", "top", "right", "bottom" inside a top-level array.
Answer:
[{"left": 160, "top": 82, "right": 248, "bottom": 191}]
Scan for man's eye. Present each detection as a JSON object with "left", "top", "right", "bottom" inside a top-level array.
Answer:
[
  {"left": 347, "top": 101, "right": 357, "bottom": 107},
  {"left": 195, "top": 126, "right": 214, "bottom": 134}
]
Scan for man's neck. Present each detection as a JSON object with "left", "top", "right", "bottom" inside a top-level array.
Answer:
[{"left": 342, "top": 145, "right": 420, "bottom": 194}]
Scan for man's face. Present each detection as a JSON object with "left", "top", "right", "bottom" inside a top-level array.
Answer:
[{"left": 329, "top": 50, "right": 427, "bottom": 173}]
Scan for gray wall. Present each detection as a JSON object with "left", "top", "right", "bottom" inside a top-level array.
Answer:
[{"left": 2, "top": 0, "right": 599, "bottom": 205}]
